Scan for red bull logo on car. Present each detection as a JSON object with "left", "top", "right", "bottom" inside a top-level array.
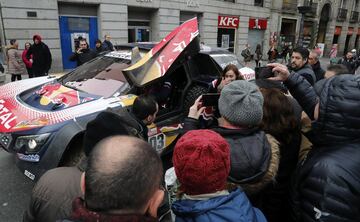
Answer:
[{"left": 36, "top": 83, "right": 80, "bottom": 107}]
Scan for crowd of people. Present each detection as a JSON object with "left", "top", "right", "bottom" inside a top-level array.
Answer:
[
  {"left": 20, "top": 41, "right": 360, "bottom": 222},
  {"left": 1, "top": 34, "right": 115, "bottom": 82}
]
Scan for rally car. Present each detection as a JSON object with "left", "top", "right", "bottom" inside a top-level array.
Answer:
[{"left": 0, "top": 18, "right": 254, "bottom": 181}]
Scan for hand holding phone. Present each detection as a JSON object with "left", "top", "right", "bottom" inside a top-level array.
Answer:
[
  {"left": 202, "top": 93, "right": 220, "bottom": 107},
  {"left": 188, "top": 96, "right": 206, "bottom": 120}
]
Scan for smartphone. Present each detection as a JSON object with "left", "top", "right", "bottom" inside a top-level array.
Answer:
[
  {"left": 202, "top": 93, "right": 220, "bottom": 107},
  {"left": 255, "top": 66, "right": 273, "bottom": 79}
]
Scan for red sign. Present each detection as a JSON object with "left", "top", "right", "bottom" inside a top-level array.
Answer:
[
  {"left": 348, "top": 27, "right": 354, "bottom": 35},
  {"left": 249, "top": 18, "right": 267, "bottom": 30},
  {"left": 334, "top": 26, "right": 342, "bottom": 35},
  {"left": 218, "top": 15, "right": 239, "bottom": 28}
]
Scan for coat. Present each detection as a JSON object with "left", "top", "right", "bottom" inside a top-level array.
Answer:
[
  {"left": 183, "top": 118, "right": 280, "bottom": 195},
  {"left": 284, "top": 72, "right": 360, "bottom": 222},
  {"left": 69, "top": 48, "right": 96, "bottom": 66},
  {"left": 102, "top": 40, "right": 114, "bottom": 51},
  {"left": 172, "top": 188, "right": 267, "bottom": 222},
  {"left": 22, "top": 49, "right": 33, "bottom": 68},
  {"left": 26, "top": 41, "right": 52, "bottom": 75},
  {"left": 290, "top": 63, "right": 316, "bottom": 86},
  {"left": 311, "top": 61, "right": 325, "bottom": 82},
  {"left": 23, "top": 166, "right": 83, "bottom": 222},
  {"left": 7, "top": 47, "right": 26, "bottom": 75}
]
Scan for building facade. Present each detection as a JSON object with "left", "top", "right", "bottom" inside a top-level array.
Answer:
[
  {"left": 0, "top": 0, "right": 272, "bottom": 72},
  {"left": 270, "top": 0, "right": 360, "bottom": 57},
  {"left": 0, "top": 0, "right": 359, "bottom": 73}
]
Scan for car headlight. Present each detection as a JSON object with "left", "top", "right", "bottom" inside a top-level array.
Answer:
[{"left": 15, "top": 133, "right": 51, "bottom": 152}]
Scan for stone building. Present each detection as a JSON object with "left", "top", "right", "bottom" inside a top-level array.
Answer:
[
  {"left": 0, "top": 0, "right": 272, "bottom": 72},
  {"left": 269, "top": 0, "right": 360, "bottom": 57},
  {"left": 0, "top": 0, "right": 359, "bottom": 73}
]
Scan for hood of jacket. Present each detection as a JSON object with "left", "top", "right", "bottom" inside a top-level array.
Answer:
[
  {"left": 212, "top": 127, "right": 280, "bottom": 193},
  {"left": 312, "top": 74, "right": 360, "bottom": 145},
  {"left": 33, "top": 34, "right": 42, "bottom": 42},
  {"left": 171, "top": 188, "right": 266, "bottom": 222}
]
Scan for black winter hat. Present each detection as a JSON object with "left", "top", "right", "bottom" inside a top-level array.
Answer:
[{"left": 83, "top": 111, "right": 130, "bottom": 156}]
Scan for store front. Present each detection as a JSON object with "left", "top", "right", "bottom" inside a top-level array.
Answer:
[
  {"left": 247, "top": 18, "right": 267, "bottom": 54},
  {"left": 332, "top": 26, "right": 342, "bottom": 44},
  {"left": 303, "top": 21, "right": 314, "bottom": 49},
  {"left": 58, "top": 3, "right": 98, "bottom": 69},
  {"left": 280, "top": 18, "right": 297, "bottom": 48},
  {"left": 128, "top": 7, "right": 154, "bottom": 43},
  {"left": 344, "top": 27, "right": 354, "bottom": 54},
  {"left": 355, "top": 28, "right": 360, "bottom": 50},
  {"left": 217, "top": 15, "right": 239, "bottom": 53}
]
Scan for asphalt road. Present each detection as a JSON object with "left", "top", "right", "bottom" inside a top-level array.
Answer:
[{"left": 0, "top": 149, "right": 35, "bottom": 221}]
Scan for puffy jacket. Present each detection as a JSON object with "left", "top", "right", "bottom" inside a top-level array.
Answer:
[
  {"left": 172, "top": 188, "right": 267, "bottom": 222},
  {"left": 184, "top": 118, "right": 280, "bottom": 195},
  {"left": 284, "top": 73, "right": 360, "bottom": 222},
  {"left": 7, "top": 47, "right": 26, "bottom": 75},
  {"left": 291, "top": 63, "right": 316, "bottom": 86}
]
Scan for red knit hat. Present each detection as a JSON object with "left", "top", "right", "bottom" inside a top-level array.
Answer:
[{"left": 173, "top": 130, "right": 230, "bottom": 195}]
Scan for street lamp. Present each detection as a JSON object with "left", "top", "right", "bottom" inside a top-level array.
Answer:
[{"left": 297, "top": 2, "right": 312, "bottom": 47}]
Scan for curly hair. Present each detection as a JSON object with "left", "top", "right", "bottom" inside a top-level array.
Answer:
[{"left": 259, "top": 88, "right": 299, "bottom": 144}]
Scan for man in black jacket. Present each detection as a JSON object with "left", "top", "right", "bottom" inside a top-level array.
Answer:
[
  {"left": 338, "top": 51, "right": 357, "bottom": 74},
  {"left": 69, "top": 39, "right": 96, "bottom": 67},
  {"left": 289, "top": 47, "right": 316, "bottom": 85},
  {"left": 102, "top": 34, "right": 114, "bottom": 51},
  {"left": 308, "top": 50, "right": 325, "bottom": 82},
  {"left": 268, "top": 62, "right": 360, "bottom": 222},
  {"left": 26, "top": 34, "right": 52, "bottom": 77}
]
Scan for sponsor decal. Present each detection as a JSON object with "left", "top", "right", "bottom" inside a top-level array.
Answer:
[
  {"left": 24, "top": 170, "right": 36, "bottom": 180},
  {"left": 0, "top": 99, "right": 17, "bottom": 130},
  {"left": 17, "top": 153, "right": 40, "bottom": 162},
  {"left": 149, "top": 133, "right": 166, "bottom": 152}
]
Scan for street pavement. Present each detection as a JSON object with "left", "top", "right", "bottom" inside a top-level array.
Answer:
[
  {"left": 0, "top": 149, "right": 34, "bottom": 221},
  {"left": 0, "top": 56, "right": 332, "bottom": 221}
]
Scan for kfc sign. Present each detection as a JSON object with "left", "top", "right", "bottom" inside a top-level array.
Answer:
[
  {"left": 249, "top": 18, "right": 267, "bottom": 30},
  {"left": 218, "top": 16, "right": 239, "bottom": 28}
]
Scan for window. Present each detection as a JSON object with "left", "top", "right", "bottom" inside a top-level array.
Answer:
[{"left": 255, "top": 0, "right": 263, "bottom": 7}]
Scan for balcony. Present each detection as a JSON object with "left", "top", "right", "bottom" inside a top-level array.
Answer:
[
  {"left": 350, "top": 11, "right": 359, "bottom": 23},
  {"left": 337, "top": 8, "right": 348, "bottom": 22},
  {"left": 282, "top": 1, "right": 297, "bottom": 14},
  {"left": 305, "top": 2, "right": 318, "bottom": 18}
]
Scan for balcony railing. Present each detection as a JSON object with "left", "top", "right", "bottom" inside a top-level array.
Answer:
[
  {"left": 304, "top": 2, "right": 318, "bottom": 17},
  {"left": 282, "top": 1, "right": 297, "bottom": 14},
  {"left": 350, "top": 11, "right": 359, "bottom": 23},
  {"left": 337, "top": 8, "right": 348, "bottom": 21}
]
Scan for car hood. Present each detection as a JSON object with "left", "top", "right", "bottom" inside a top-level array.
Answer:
[
  {"left": 0, "top": 77, "right": 136, "bottom": 133},
  {"left": 123, "top": 17, "right": 200, "bottom": 86}
]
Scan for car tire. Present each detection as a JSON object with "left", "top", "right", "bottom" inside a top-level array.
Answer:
[{"left": 183, "top": 85, "right": 208, "bottom": 113}]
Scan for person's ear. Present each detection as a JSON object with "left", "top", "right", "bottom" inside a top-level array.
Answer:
[
  {"left": 80, "top": 172, "right": 86, "bottom": 196},
  {"left": 146, "top": 189, "right": 165, "bottom": 218}
]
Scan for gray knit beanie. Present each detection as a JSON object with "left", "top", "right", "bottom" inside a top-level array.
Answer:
[{"left": 219, "top": 80, "right": 264, "bottom": 126}]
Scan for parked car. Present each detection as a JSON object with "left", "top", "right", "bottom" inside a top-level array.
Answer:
[{"left": 0, "top": 18, "right": 254, "bottom": 180}]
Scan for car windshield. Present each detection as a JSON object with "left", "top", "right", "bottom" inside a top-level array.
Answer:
[
  {"left": 59, "top": 55, "right": 131, "bottom": 98},
  {"left": 209, "top": 54, "right": 243, "bottom": 70}
]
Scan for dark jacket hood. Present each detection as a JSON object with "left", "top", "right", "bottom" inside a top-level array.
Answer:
[
  {"left": 212, "top": 127, "right": 280, "bottom": 193},
  {"left": 312, "top": 74, "right": 360, "bottom": 145},
  {"left": 172, "top": 189, "right": 266, "bottom": 222},
  {"left": 33, "top": 34, "right": 42, "bottom": 42}
]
